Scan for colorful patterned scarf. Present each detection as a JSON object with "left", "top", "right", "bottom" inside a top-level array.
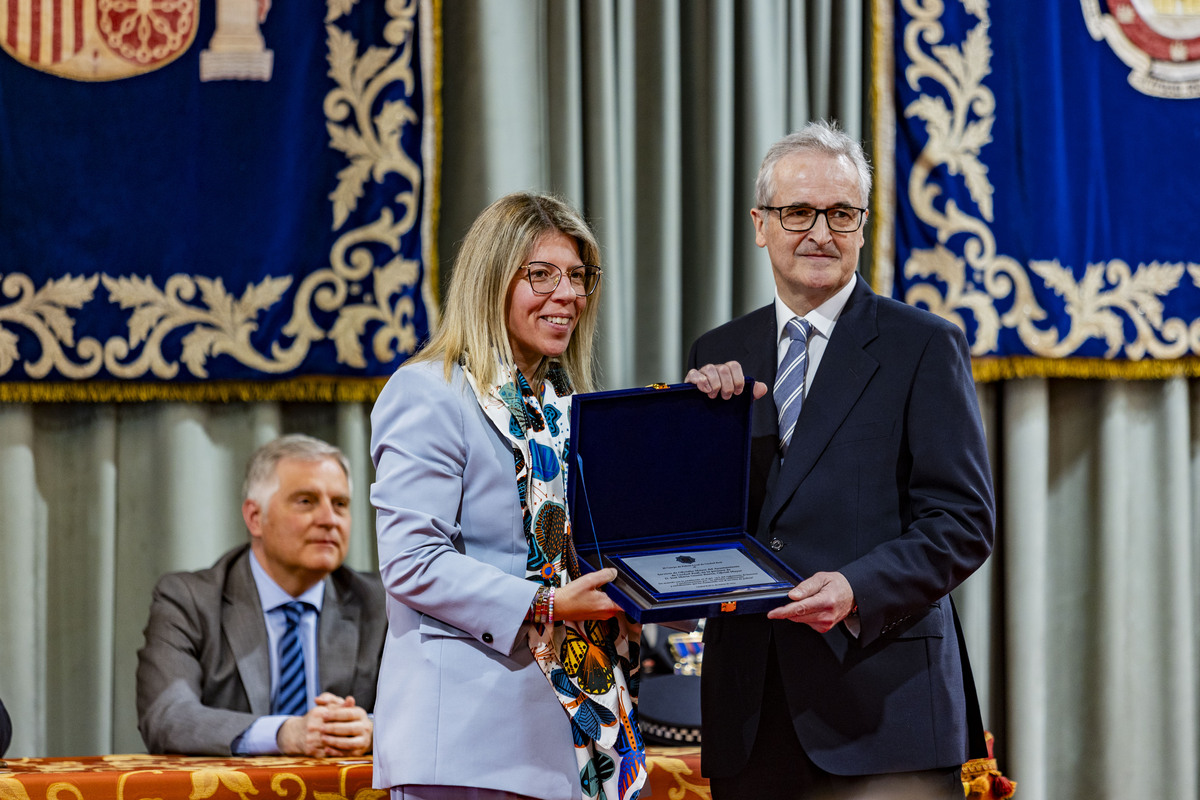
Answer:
[{"left": 463, "top": 358, "right": 646, "bottom": 800}]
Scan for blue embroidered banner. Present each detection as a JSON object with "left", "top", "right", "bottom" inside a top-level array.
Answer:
[
  {"left": 876, "top": 0, "right": 1200, "bottom": 380},
  {"left": 0, "top": 0, "right": 437, "bottom": 401}
]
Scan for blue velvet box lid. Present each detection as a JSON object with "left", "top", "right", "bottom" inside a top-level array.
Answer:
[{"left": 567, "top": 382, "right": 801, "bottom": 622}]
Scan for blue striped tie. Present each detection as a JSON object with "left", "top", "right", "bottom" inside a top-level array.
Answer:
[
  {"left": 775, "top": 317, "right": 813, "bottom": 456},
  {"left": 272, "top": 601, "right": 309, "bottom": 717}
]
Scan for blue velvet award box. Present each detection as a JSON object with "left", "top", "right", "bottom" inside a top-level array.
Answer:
[{"left": 567, "top": 382, "right": 802, "bottom": 623}]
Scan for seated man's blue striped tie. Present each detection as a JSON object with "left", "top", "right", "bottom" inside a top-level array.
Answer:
[
  {"left": 273, "top": 601, "right": 309, "bottom": 717},
  {"left": 775, "top": 317, "right": 813, "bottom": 456}
]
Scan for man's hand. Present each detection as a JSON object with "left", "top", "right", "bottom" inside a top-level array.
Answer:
[
  {"left": 685, "top": 361, "right": 769, "bottom": 400},
  {"left": 766, "top": 571, "right": 856, "bottom": 633},
  {"left": 276, "top": 693, "right": 372, "bottom": 757}
]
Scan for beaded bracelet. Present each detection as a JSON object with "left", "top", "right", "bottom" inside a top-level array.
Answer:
[
  {"left": 526, "top": 586, "right": 558, "bottom": 625},
  {"left": 527, "top": 587, "right": 547, "bottom": 623}
]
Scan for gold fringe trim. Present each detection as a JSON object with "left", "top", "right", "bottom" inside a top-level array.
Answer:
[
  {"left": 973, "top": 356, "right": 1200, "bottom": 382},
  {"left": 869, "top": 0, "right": 895, "bottom": 295},
  {"left": 426, "top": 0, "right": 443, "bottom": 308},
  {"left": 0, "top": 377, "right": 392, "bottom": 404},
  {"left": 6, "top": 357, "right": 1199, "bottom": 402}
]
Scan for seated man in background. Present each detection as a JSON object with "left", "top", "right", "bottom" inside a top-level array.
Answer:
[{"left": 137, "top": 434, "right": 386, "bottom": 757}]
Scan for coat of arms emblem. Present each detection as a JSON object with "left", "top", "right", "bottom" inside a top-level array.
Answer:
[
  {"left": 0, "top": 0, "right": 271, "bottom": 82},
  {"left": 0, "top": 0, "right": 199, "bottom": 81},
  {"left": 1084, "top": 0, "right": 1200, "bottom": 98}
]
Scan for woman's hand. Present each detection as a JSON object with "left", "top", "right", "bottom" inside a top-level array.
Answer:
[{"left": 555, "top": 568, "right": 623, "bottom": 621}]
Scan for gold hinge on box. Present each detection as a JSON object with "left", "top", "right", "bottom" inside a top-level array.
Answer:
[{"left": 646, "top": 383, "right": 669, "bottom": 390}]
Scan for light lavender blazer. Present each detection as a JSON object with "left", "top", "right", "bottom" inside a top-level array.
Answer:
[{"left": 369, "top": 360, "right": 581, "bottom": 800}]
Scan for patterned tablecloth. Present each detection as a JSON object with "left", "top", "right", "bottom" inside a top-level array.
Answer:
[{"left": 0, "top": 749, "right": 710, "bottom": 800}]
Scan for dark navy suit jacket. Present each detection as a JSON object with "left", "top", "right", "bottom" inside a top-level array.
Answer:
[{"left": 688, "top": 275, "right": 994, "bottom": 777}]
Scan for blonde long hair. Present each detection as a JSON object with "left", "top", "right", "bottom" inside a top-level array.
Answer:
[{"left": 412, "top": 192, "right": 603, "bottom": 393}]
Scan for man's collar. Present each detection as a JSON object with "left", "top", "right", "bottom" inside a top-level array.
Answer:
[
  {"left": 774, "top": 275, "right": 857, "bottom": 342},
  {"left": 248, "top": 548, "right": 327, "bottom": 612}
]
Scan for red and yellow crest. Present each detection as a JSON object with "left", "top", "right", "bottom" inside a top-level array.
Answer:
[
  {"left": 1086, "top": 0, "right": 1200, "bottom": 98},
  {"left": 0, "top": 0, "right": 198, "bottom": 81}
]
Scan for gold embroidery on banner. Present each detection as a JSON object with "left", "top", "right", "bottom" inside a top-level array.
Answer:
[
  {"left": 900, "top": 0, "right": 1198, "bottom": 376},
  {"left": 321, "top": 0, "right": 425, "bottom": 369},
  {"left": 0, "top": 273, "right": 103, "bottom": 379},
  {"left": 326, "top": 0, "right": 361, "bottom": 23},
  {"left": 1026, "top": 259, "right": 1194, "bottom": 359},
  {"left": 101, "top": 274, "right": 298, "bottom": 378}
]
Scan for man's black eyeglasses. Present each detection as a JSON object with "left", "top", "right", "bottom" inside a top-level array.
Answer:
[{"left": 760, "top": 205, "right": 868, "bottom": 233}]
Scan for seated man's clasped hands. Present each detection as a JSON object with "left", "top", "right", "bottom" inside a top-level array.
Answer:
[{"left": 136, "top": 434, "right": 386, "bottom": 757}]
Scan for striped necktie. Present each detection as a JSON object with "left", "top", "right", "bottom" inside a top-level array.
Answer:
[
  {"left": 775, "top": 317, "right": 813, "bottom": 456},
  {"left": 272, "top": 601, "right": 310, "bottom": 717}
]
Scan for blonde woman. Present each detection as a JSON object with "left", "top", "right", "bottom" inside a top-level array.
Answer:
[{"left": 370, "top": 192, "right": 646, "bottom": 800}]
